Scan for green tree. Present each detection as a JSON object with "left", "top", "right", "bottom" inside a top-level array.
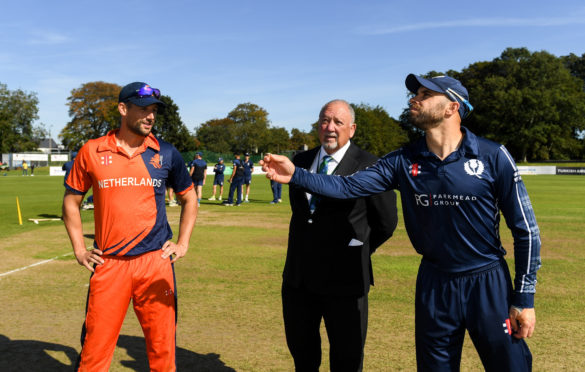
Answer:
[
  {"left": 195, "top": 118, "right": 236, "bottom": 153},
  {"left": 290, "top": 128, "right": 318, "bottom": 150},
  {"left": 0, "top": 83, "right": 40, "bottom": 153},
  {"left": 456, "top": 48, "right": 585, "bottom": 161},
  {"left": 227, "top": 103, "right": 270, "bottom": 153},
  {"left": 562, "top": 52, "right": 585, "bottom": 90},
  {"left": 265, "top": 126, "right": 290, "bottom": 153},
  {"left": 152, "top": 95, "right": 196, "bottom": 152},
  {"left": 60, "top": 81, "right": 121, "bottom": 150},
  {"left": 352, "top": 103, "right": 409, "bottom": 156}
]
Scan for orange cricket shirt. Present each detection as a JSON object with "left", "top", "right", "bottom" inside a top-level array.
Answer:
[{"left": 66, "top": 130, "right": 193, "bottom": 256}]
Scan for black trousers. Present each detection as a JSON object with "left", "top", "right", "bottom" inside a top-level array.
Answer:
[{"left": 282, "top": 284, "right": 368, "bottom": 372}]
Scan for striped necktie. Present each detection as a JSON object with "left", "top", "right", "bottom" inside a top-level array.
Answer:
[{"left": 309, "top": 155, "right": 332, "bottom": 214}]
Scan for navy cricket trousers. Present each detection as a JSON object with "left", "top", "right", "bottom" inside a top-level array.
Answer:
[{"left": 415, "top": 258, "right": 532, "bottom": 372}]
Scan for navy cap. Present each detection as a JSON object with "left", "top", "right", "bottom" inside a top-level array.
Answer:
[
  {"left": 195, "top": 151, "right": 202, "bottom": 156},
  {"left": 118, "top": 82, "right": 164, "bottom": 107},
  {"left": 218, "top": 157, "right": 223, "bottom": 161},
  {"left": 406, "top": 74, "right": 473, "bottom": 119},
  {"left": 244, "top": 152, "right": 250, "bottom": 156}
]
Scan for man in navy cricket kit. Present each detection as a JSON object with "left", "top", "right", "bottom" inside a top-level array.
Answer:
[
  {"left": 208, "top": 157, "right": 226, "bottom": 201},
  {"left": 261, "top": 74, "right": 541, "bottom": 371},
  {"left": 189, "top": 152, "right": 207, "bottom": 206},
  {"left": 224, "top": 154, "right": 245, "bottom": 206},
  {"left": 243, "top": 152, "right": 254, "bottom": 202}
]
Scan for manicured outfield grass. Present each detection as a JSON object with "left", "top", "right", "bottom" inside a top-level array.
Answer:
[{"left": 0, "top": 172, "right": 584, "bottom": 371}]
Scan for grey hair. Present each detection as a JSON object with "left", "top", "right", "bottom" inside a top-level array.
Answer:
[{"left": 319, "top": 99, "right": 355, "bottom": 124}]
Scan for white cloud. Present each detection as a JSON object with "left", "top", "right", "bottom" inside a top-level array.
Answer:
[
  {"left": 27, "top": 31, "right": 72, "bottom": 45},
  {"left": 360, "top": 16, "right": 585, "bottom": 35}
]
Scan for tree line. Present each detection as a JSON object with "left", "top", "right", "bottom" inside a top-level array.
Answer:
[{"left": 1, "top": 47, "right": 584, "bottom": 161}]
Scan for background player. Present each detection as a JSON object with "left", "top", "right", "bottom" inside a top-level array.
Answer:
[
  {"left": 189, "top": 151, "right": 207, "bottom": 206},
  {"left": 208, "top": 157, "right": 225, "bottom": 201},
  {"left": 243, "top": 152, "right": 254, "bottom": 202},
  {"left": 223, "top": 153, "right": 244, "bottom": 206}
]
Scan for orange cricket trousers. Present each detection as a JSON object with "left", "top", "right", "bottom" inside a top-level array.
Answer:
[{"left": 77, "top": 250, "right": 177, "bottom": 372}]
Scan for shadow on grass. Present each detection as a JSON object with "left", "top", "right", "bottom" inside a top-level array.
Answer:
[
  {"left": 0, "top": 334, "right": 236, "bottom": 371},
  {"left": 117, "top": 334, "right": 236, "bottom": 371},
  {"left": 0, "top": 334, "right": 77, "bottom": 371}
]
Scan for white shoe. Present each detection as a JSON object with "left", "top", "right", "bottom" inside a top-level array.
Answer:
[
  {"left": 208, "top": 196, "right": 216, "bottom": 201},
  {"left": 218, "top": 196, "right": 222, "bottom": 201},
  {"left": 277, "top": 199, "right": 282, "bottom": 203}
]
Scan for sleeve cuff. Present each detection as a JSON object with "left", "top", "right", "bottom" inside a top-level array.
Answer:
[
  {"left": 512, "top": 292, "right": 534, "bottom": 308},
  {"left": 290, "top": 167, "right": 302, "bottom": 185}
]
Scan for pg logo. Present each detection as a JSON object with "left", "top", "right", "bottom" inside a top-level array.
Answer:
[{"left": 414, "top": 194, "right": 430, "bottom": 207}]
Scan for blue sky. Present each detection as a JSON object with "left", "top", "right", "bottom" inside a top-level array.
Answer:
[{"left": 2, "top": 0, "right": 585, "bottom": 142}]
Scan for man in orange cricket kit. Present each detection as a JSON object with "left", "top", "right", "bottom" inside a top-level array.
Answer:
[{"left": 63, "top": 82, "right": 198, "bottom": 372}]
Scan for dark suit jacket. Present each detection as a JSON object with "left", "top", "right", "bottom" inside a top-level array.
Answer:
[{"left": 283, "top": 144, "right": 398, "bottom": 296}]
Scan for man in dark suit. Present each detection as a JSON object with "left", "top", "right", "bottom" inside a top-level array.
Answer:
[{"left": 282, "top": 99, "right": 398, "bottom": 371}]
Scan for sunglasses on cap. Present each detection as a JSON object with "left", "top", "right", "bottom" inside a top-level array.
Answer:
[
  {"left": 135, "top": 84, "right": 161, "bottom": 99},
  {"left": 445, "top": 88, "right": 474, "bottom": 118}
]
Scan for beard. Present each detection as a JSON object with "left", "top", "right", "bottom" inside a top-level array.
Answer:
[
  {"left": 320, "top": 131, "right": 339, "bottom": 152},
  {"left": 322, "top": 139, "right": 338, "bottom": 151},
  {"left": 409, "top": 103, "right": 445, "bottom": 131},
  {"left": 127, "top": 120, "right": 152, "bottom": 137}
]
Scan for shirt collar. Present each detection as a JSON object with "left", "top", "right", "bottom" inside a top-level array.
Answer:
[{"left": 97, "top": 129, "right": 160, "bottom": 154}]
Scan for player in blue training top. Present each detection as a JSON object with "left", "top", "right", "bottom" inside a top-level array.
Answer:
[
  {"left": 223, "top": 153, "right": 245, "bottom": 206},
  {"left": 189, "top": 152, "right": 207, "bottom": 206},
  {"left": 242, "top": 152, "right": 254, "bottom": 202},
  {"left": 208, "top": 157, "right": 226, "bottom": 201},
  {"left": 262, "top": 74, "right": 541, "bottom": 372}
]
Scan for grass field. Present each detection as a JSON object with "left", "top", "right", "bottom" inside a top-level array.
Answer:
[{"left": 0, "top": 170, "right": 584, "bottom": 371}]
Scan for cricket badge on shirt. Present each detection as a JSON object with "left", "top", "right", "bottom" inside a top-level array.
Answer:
[
  {"left": 100, "top": 155, "right": 113, "bottom": 166},
  {"left": 409, "top": 163, "right": 421, "bottom": 177},
  {"left": 149, "top": 154, "right": 162, "bottom": 169},
  {"left": 464, "top": 159, "right": 484, "bottom": 179},
  {"left": 503, "top": 318, "right": 512, "bottom": 335}
]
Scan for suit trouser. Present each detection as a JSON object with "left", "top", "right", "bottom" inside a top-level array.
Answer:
[
  {"left": 282, "top": 285, "right": 368, "bottom": 372},
  {"left": 415, "top": 259, "right": 532, "bottom": 372},
  {"left": 76, "top": 250, "right": 177, "bottom": 372}
]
